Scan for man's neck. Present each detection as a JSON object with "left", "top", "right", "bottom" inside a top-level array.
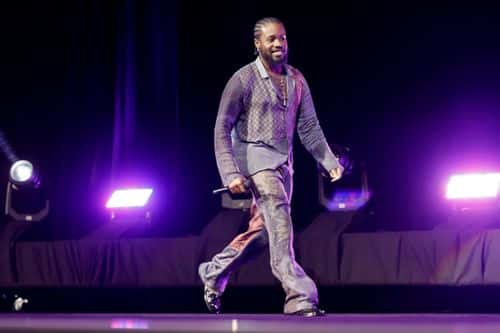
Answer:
[{"left": 260, "top": 57, "right": 284, "bottom": 75}]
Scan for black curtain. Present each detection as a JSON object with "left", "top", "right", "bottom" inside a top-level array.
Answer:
[{"left": 0, "top": 1, "right": 181, "bottom": 238}]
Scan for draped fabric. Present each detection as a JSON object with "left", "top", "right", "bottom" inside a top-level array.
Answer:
[{"left": 2, "top": 213, "right": 500, "bottom": 287}]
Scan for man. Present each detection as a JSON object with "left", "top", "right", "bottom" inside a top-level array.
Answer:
[{"left": 198, "top": 17, "right": 343, "bottom": 317}]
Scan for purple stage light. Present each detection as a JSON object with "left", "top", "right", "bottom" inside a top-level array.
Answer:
[
  {"left": 105, "top": 188, "right": 153, "bottom": 208},
  {"left": 325, "top": 189, "right": 371, "bottom": 212},
  {"left": 446, "top": 173, "right": 500, "bottom": 200}
]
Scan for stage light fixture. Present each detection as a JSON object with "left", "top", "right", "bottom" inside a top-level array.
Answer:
[
  {"left": 5, "top": 160, "right": 49, "bottom": 222},
  {"left": 105, "top": 188, "right": 153, "bottom": 223},
  {"left": 10, "top": 160, "right": 37, "bottom": 185},
  {"left": 438, "top": 172, "right": 500, "bottom": 229},
  {"left": 445, "top": 172, "right": 500, "bottom": 211},
  {"left": 318, "top": 145, "right": 371, "bottom": 211}
]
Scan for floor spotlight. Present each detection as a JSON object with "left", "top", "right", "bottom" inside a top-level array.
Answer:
[
  {"left": 318, "top": 145, "right": 371, "bottom": 212},
  {"left": 84, "top": 188, "right": 154, "bottom": 240},
  {"left": 5, "top": 160, "right": 49, "bottom": 222},
  {"left": 9, "top": 160, "right": 38, "bottom": 186},
  {"left": 105, "top": 188, "right": 153, "bottom": 223},
  {"left": 441, "top": 172, "right": 500, "bottom": 229},
  {"left": 445, "top": 172, "right": 500, "bottom": 211}
]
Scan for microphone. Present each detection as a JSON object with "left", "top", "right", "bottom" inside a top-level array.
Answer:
[{"left": 212, "top": 179, "right": 252, "bottom": 195}]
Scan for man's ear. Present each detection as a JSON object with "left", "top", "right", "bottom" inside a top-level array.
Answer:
[{"left": 254, "top": 39, "right": 260, "bottom": 51}]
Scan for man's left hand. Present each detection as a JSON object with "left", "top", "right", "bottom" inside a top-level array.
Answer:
[{"left": 329, "top": 166, "right": 344, "bottom": 182}]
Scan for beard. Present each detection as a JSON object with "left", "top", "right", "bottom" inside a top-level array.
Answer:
[{"left": 259, "top": 48, "right": 288, "bottom": 67}]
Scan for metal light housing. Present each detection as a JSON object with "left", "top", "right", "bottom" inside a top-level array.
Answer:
[{"left": 5, "top": 160, "right": 49, "bottom": 222}]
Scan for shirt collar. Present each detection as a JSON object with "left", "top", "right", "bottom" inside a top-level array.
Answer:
[{"left": 255, "top": 56, "right": 288, "bottom": 79}]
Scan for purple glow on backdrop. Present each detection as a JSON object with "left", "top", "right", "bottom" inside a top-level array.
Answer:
[
  {"left": 111, "top": 0, "right": 136, "bottom": 183},
  {"left": 106, "top": 188, "right": 153, "bottom": 208},
  {"left": 446, "top": 173, "right": 500, "bottom": 199}
]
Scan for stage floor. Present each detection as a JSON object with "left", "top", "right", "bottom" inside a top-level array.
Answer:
[{"left": 1, "top": 313, "right": 500, "bottom": 333}]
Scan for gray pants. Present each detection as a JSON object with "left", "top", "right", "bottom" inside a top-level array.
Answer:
[{"left": 198, "top": 165, "right": 318, "bottom": 313}]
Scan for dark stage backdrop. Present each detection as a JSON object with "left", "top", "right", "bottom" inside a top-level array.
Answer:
[
  {"left": 1, "top": 1, "right": 500, "bottom": 238},
  {"left": 178, "top": 2, "right": 500, "bottom": 232}
]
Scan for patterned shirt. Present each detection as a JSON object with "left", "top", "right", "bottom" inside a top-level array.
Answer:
[{"left": 214, "top": 57, "right": 340, "bottom": 186}]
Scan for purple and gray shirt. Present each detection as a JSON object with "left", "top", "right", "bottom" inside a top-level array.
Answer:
[{"left": 214, "top": 57, "right": 340, "bottom": 186}]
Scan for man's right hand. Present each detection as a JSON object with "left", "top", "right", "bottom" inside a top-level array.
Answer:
[{"left": 228, "top": 177, "right": 247, "bottom": 194}]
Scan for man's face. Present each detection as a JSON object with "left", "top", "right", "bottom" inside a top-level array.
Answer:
[{"left": 254, "top": 22, "right": 288, "bottom": 66}]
